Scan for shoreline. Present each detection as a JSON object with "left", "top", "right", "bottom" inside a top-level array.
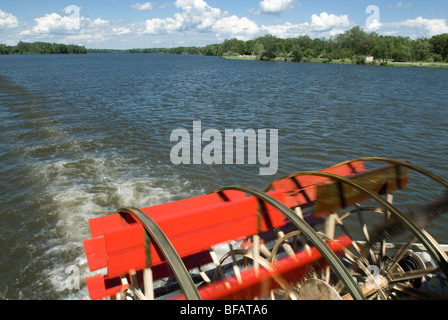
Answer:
[{"left": 223, "top": 55, "right": 448, "bottom": 69}]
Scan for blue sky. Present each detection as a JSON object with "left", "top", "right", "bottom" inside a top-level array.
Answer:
[{"left": 0, "top": 0, "right": 447, "bottom": 49}]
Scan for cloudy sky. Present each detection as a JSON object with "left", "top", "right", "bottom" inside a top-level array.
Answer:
[{"left": 0, "top": 0, "right": 447, "bottom": 49}]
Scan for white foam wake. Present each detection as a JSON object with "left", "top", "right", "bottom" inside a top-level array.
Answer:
[{"left": 30, "top": 154, "right": 202, "bottom": 299}]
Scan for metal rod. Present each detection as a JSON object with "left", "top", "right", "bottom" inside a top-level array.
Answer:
[{"left": 115, "top": 207, "right": 202, "bottom": 300}]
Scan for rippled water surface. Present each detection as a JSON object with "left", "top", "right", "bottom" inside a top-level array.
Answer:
[{"left": 1, "top": 53, "right": 448, "bottom": 299}]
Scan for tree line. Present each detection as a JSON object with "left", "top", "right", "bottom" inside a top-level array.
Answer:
[
  {"left": 0, "top": 41, "right": 87, "bottom": 54},
  {"left": 90, "top": 26, "right": 448, "bottom": 65},
  {"left": 202, "top": 27, "right": 448, "bottom": 64},
  {"left": 85, "top": 47, "right": 203, "bottom": 54}
]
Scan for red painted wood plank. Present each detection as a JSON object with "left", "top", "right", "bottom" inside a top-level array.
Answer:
[
  {"left": 139, "top": 190, "right": 246, "bottom": 219},
  {"left": 89, "top": 213, "right": 124, "bottom": 238},
  {"left": 83, "top": 237, "right": 107, "bottom": 271},
  {"left": 97, "top": 190, "right": 287, "bottom": 276},
  {"left": 85, "top": 274, "right": 122, "bottom": 301},
  {"left": 105, "top": 223, "right": 147, "bottom": 276}
]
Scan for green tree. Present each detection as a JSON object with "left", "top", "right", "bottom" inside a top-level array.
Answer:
[
  {"left": 284, "top": 38, "right": 298, "bottom": 56},
  {"left": 291, "top": 45, "right": 303, "bottom": 62},
  {"left": 17, "top": 41, "right": 31, "bottom": 54},
  {"left": 411, "top": 39, "right": 430, "bottom": 62},
  {"left": 372, "top": 37, "right": 391, "bottom": 62},
  {"left": 55, "top": 43, "right": 68, "bottom": 54},
  {"left": 233, "top": 40, "right": 247, "bottom": 55},
  {"left": 297, "top": 35, "right": 313, "bottom": 51},
  {"left": 258, "top": 34, "right": 278, "bottom": 60},
  {"left": 245, "top": 40, "right": 255, "bottom": 55},
  {"left": 336, "top": 26, "right": 369, "bottom": 56},
  {"left": 203, "top": 44, "right": 219, "bottom": 56},
  {"left": 304, "top": 48, "right": 315, "bottom": 58},
  {"left": 252, "top": 41, "right": 264, "bottom": 57},
  {"left": 429, "top": 33, "right": 448, "bottom": 60},
  {"left": 220, "top": 38, "right": 242, "bottom": 55},
  {"left": 391, "top": 43, "right": 412, "bottom": 62}
]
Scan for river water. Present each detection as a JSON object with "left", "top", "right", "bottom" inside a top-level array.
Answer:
[{"left": 0, "top": 53, "right": 447, "bottom": 299}]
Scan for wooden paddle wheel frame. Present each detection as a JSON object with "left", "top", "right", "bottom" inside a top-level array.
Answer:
[{"left": 83, "top": 158, "right": 448, "bottom": 300}]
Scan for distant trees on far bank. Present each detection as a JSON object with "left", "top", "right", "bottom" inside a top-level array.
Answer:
[
  {"left": 4, "top": 27, "right": 447, "bottom": 64},
  {"left": 202, "top": 27, "right": 448, "bottom": 64},
  {"left": 123, "top": 47, "right": 203, "bottom": 55},
  {"left": 0, "top": 41, "right": 87, "bottom": 54},
  {"left": 98, "top": 27, "right": 447, "bottom": 64}
]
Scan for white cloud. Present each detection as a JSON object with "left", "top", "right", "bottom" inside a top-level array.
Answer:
[
  {"left": 17, "top": 9, "right": 121, "bottom": 46},
  {"left": 18, "top": 6, "right": 96, "bottom": 35},
  {"left": 143, "top": 0, "right": 259, "bottom": 40},
  {"left": 258, "top": 0, "right": 295, "bottom": 15},
  {"left": 213, "top": 16, "right": 260, "bottom": 40},
  {"left": 21, "top": 13, "right": 109, "bottom": 35},
  {"left": 261, "top": 22, "right": 296, "bottom": 38},
  {"left": 144, "top": 0, "right": 221, "bottom": 34},
  {"left": 131, "top": 2, "right": 154, "bottom": 11},
  {"left": 174, "top": 0, "right": 222, "bottom": 31},
  {"left": 392, "top": 17, "right": 448, "bottom": 37},
  {"left": 310, "top": 12, "right": 350, "bottom": 31},
  {"left": 144, "top": 17, "right": 182, "bottom": 34},
  {"left": 63, "top": 19, "right": 135, "bottom": 46},
  {"left": 365, "top": 19, "right": 383, "bottom": 31},
  {"left": 0, "top": 9, "right": 19, "bottom": 29},
  {"left": 26, "top": 13, "right": 80, "bottom": 34},
  {"left": 262, "top": 12, "right": 350, "bottom": 38}
]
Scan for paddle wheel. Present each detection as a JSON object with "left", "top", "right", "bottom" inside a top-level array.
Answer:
[{"left": 83, "top": 157, "right": 448, "bottom": 300}]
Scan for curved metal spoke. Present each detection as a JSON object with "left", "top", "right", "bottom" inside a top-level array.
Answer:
[
  {"left": 269, "top": 230, "right": 302, "bottom": 263},
  {"left": 115, "top": 207, "right": 202, "bottom": 300},
  {"left": 212, "top": 185, "right": 366, "bottom": 300}
]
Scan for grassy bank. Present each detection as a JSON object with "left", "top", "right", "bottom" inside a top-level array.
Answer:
[
  {"left": 386, "top": 61, "right": 448, "bottom": 68},
  {"left": 221, "top": 55, "right": 258, "bottom": 60},
  {"left": 222, "top": 55, "right": 448, "bottom": 69}
]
